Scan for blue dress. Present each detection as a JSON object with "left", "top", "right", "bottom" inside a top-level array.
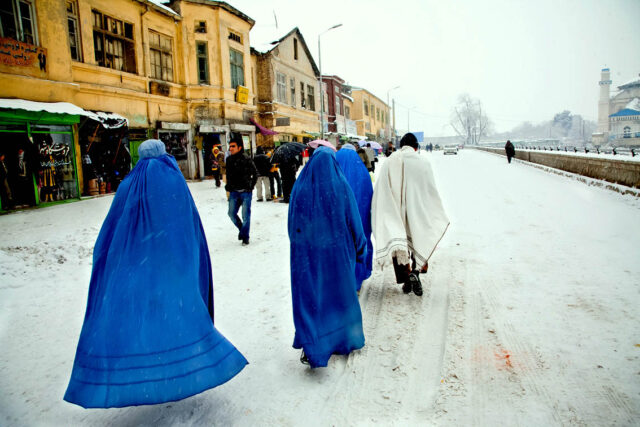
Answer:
[
  {"left": 288, "top": 147, "right": 367, "bottom": 368},
  {"left": 335, "top": 147, "right": 374, "bottom": 290},
  {"left": 64, "top": 140, "right": 247, "bottom": 408}
]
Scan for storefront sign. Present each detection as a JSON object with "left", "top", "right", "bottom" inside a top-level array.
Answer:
[
  {"left": 346, "top": 119, "right": 357, "bottom": 136},
  {"left": 337, "top": 116, "right": 346, "bottom": 134},
  {"left": 235, "top": 85, "right": 249, "bottom": 104},
  {"left": 0, "top": 37, "right": 47, "bottom": 71},
  {"left": 199, "top": 125, "right": 227, "bottom": 133},
  {"left": 160, "top": 122, "right": 190, "bottom": 131},
  {"left": 275, "top": 117, "right": 290, "bottom": 127}
]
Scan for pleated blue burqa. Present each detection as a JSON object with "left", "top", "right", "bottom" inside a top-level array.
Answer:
[
  {"left": 64, "top": 140, "right": 247, "bottom": 408},
  {"left": 335, "top": 145, "right": 373, "bottom": 290},
  {"left": 288, "top": 146, "right": 367, "bottom": 368}
]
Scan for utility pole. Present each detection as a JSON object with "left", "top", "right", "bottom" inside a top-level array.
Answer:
[{"left": 392, "top": 98, "right": 396, "bottom": 143}]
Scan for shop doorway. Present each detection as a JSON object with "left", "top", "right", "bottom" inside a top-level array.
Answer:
[{"left": 158, "top": 131, "right": 189, "bottom": 177}]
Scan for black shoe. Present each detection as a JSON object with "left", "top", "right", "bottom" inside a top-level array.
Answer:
[
  {"left": 238, "top": 232, "right": 242, "bottom": 241},
  {"left": 257, "top": 198, "right": 263, "bottom": 202},
  {"left": 300, "top": 349, "right": 310, "bottom": 365},
  {"left": 242, "top": 238, "right": 249, "bottom": 246},
  {"left": 402, "top": 281, "right": 412, "bottom": 294},
  {"left": 409, "top": 273, "right": 423, "bottom": 296}
]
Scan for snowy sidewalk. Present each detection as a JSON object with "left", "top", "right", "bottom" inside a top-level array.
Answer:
[{"left": 1, "top": 149, "right": 639, "bottom": 425}]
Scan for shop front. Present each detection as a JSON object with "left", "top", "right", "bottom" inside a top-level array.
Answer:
[
  {"left": 157, "top": 122, "right": 198, "bottom": 180},
  {"left": 0, "top": 106, "right": 81, "bottom": 211}
]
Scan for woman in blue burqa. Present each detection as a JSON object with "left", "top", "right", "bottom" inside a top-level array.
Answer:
[
  {"left": 64, "top": 139, "right": 247, "bottom": 408},
  {"left": 335, "top": 143, "right": 373, "bottom": 291},
  {"left": 288, "top": 146, "right": 367, "bottom": 368}
]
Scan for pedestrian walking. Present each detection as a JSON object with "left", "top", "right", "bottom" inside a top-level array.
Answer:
[
  {"left": 64, "top": 139, "right": 247, "bottom": 408},
  {"left": 289, "top": 146, "right": 367, "bottom": 368},
  {"left": 505, "top": 140, "right": 515, "bottom": 163},
  {"left": 357, "top": 145, "right": 371, "bottom": 171},
  {"left": 225, "top": 134, "right": 258, "bottom": 245},
  {"left": 269, "top": 160, "right": 282, "bottom": 200},
  {"left": 336, "top": 144, "right": 374, "bottom": 292},
  {"left": 279, "top": 158, "right": 299, "bottom": 203},
  {"left": 385, "top": 141, "right": 395, "bottom": 157},
  {"left": 371, "top": 133, "right": 449, "bottom": 296},
  {"left": 365, "top": 143, "right": 376, "bottom": 172},
  {"left": 253, "top": 146, "right": 271, "bottom": 202},
  {"left": 209, "top": 145, "right": 224, "bottom": 187},
  {"left": 0, "top": 151, "right": 13, "bottom": 210}
]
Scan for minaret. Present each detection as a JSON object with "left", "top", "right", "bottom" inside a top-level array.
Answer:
[{"left": 598, "top": 68, "right": 611, "bottom": 135}]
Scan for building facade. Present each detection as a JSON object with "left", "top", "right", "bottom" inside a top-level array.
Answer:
[
  {"left": 0, "top": 0, "right": 258, "bottom": 210},
  {"left": 253, "top": 27, "right": 319, "bottom": 147},
  {"left": 593, "top": 68, "right": 640, "bottom": 147},
  {"left": 320, "top": 75, "right": 357, "bottom": 144},
  {"left": 351, "top": 88, "right": 390, "bottom": 143}
]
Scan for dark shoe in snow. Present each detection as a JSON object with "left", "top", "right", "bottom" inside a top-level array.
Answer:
[
  {"left": 409, "top": 273, "right": 423, "bottom": 296},
  {"left": 257, "top": 198, "right": 263, "bottom": 202},
  {"left": 238, "top": 232, "right": 242, "bottom": 240},
  {"left": 300, "top": 349, "right": 310, "bottom": 365},
  {"left": 242, "top": 238, "right": 249, "bottom": 246},
  {"left": 402, "top": 280, "right": 412, "bottom": 294}
]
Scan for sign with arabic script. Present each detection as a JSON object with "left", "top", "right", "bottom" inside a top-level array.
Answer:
[{"left": 0, "top": 37, "right": 47, "bottom": 71}]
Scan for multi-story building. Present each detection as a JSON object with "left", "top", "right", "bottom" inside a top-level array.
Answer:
[
  {"left": 593, "top": 68, "right": 640, "bottom": 147},
  {"left": 320, "top": 75, "right": 358, "bottom": 144},
  {"left": 253, "top": 27, "right": 320, "bottom": 147},
  {"left": 0, "top": 0, "right": 257, "bottom": 210},
  {"left": 351, "top": 88, "right": 390, "bottom": 143}
]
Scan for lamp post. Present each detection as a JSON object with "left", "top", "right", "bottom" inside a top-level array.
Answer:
[
  {"left": 318, "top": 23, "right": 342, "bottom": 140},
  {"left": 386, "top": 85, "right": 400, "bottom": 142}
]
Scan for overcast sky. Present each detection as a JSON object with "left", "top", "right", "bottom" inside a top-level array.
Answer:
[{"left": 234, "top": 0, "right": 640, "bottom": 136}]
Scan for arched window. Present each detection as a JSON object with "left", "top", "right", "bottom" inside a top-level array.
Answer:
[{"left": 623, "top": 126, "right": 631, "bottom": 138}]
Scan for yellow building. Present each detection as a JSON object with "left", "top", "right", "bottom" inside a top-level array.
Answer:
[
  {"left": 0, "top": 0, "right": 257, "bottom": 210},
  {"left": 252, "top": 27, "right": 320, "bottom": 147},
  {"left": 351, "top": 88, "right": 391, "bottom": 142}
]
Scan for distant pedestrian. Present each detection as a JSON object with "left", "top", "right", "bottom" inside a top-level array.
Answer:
[
  {"left": 505, "top": 140, "right": 515, "bottom": 163},
  {"left": 365, "top": 143, "right": 376, "bottom": 172},
  {"left": 336, "top": 144, "right": 374, "bottom": 291},
  {"left": 209, "top": 146, "right": 224, "bottom": 187},
  {"left": 268, "top": 153, "right": 283, "bottom": 200},
  {"left": 225, "top": 134, "right": 258, "bottom": 245},
  {"left": 253, "top": 147, "right": 272, "bottom": 202},
  {"left": 357, "top": 145, "right": 371, "bottom": 171},
  {"left": 0, "top": 151, "right": 13, "bottom": 210},
  {"left": 279, "top": 156, "right": 300, "bottom": 204},
  {"left": 371, "top": 133, "right": 449, "bottom": 296},
  {"left": 385, "top": 141, "right": 395, "bottom": 157},
  {"left": 64, "top": 139, "right": 247, "bottom": 408},
  {"left": 289, "top": 146, "right": 367, "bottom": 368}
]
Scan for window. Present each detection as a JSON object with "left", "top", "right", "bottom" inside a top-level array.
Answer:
[
  {"left": 623, "top": 126, "right": 631, "bottom": 138},
  {"left": 364, "top": 100, "right": 369, "bottom": 116},
  {"left": 92, "top": 10, "right": 136, "bottom": 73},
  {"left": 196, "top": 41, "right": 209, "bottom": 84},
  {"left": 229, "top": 48, "right": 244, "bottom": 88},
  {"left": 149, "top": 31, "right": 173, "bottom": 81},
  {"left": 376, "top": 107, "right": 380, "bottom": 121},
  {"left": 289, "top": 77, "right": 296, "bottom": 106},
  {"left": 276, "top": 72, "right": 287, "bottom": 103},
  {"left": 306, "top": 85, "right": 315, "bottom": 111},
  {"left": 345, "top": 105, "right": 351, "bottom": 119},
  {"left": 335, "top": 95, "right": 341, "bottom": 116},
  {"left": 0, "top": 0, "right": 38, "bottom": 45},
  {"left": 67, "top": 1, "right": 82, "bottom": 61},
  {"left": 195, "top": 21, "right": 206, "bottom": 33},
  {"left": 228, "top": 30, "right": 242, "bottom": 44},
  {"left": 300, "top": 82, "right": 305, "bottom": 108},
  {"left": 293, "top": 38, "right": 298, "bottom": 60}
]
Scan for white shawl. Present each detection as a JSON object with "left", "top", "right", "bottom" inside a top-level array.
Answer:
[{"left": 372, "top": 146, "right": 449, "bottom": 269}]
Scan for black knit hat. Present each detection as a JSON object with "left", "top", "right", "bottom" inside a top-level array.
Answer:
[{"left": 399, "top": 133, "right": 418, "bottom": 149}]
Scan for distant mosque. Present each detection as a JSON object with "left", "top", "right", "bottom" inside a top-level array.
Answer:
[{"left": 593, "top": 68, "right": 640, "bottom": 147}]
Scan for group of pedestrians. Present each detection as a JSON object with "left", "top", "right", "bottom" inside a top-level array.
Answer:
[{"left": 62, "top": 132, "right": 449, "bottom": 409}]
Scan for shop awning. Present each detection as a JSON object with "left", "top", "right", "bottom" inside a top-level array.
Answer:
[
  {"left": 0, "top": 98, "right": 128, "bottom": 128},
  {"left": 250, "top": 118, "right": 278, "bottom": 135}
]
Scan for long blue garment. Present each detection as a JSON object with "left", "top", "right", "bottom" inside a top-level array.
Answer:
[
  {"left": 335, "top": 147, "right": 373, "bottom": 290},
  {"left": 64, "top": 140, "right": 247, "bottom": 408},
  {"left": 288, "top": 147, "right": 367, "bottom": 368}
]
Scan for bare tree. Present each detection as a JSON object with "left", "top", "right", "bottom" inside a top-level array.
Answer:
[{"left": 450, "top": 94, "right": 492, "bottom": 145}]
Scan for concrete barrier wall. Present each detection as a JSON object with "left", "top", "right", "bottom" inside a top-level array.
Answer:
[{"left": 474, "top": 147, "right": 640, "bottom": 189}]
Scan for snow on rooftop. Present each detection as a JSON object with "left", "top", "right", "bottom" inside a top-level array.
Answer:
[
  {"left": 146, "top": 0, "right": 179, "bottom": 17},
  {"left": 625, "top": 97, "right": 640, "bottom": 112},
  {"left": 0, "top": 98, "right": 87, "bottom": 116},
  {"left": 618, "top": 75, "right": 640, "bottom": 89}
]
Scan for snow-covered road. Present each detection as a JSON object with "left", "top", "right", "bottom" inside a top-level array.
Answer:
[{"left": 1, "top": 149, "right": 639, "bottom": 426}]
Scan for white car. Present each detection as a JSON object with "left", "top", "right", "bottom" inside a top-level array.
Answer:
[{"left": 443, "top": 145, "right": 458, "bottom": 155}]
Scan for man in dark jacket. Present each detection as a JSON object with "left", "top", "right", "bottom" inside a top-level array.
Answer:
[
  {"left": 505, "top": 140, "right": 515, "bottom": 164},
  {"left": 225, "top": 135, "right": 258, "bottom": 245},
  {"left": 0, "top": 151, "right": 14, "bottom": 210},
  {"left": 253, "top": 147, "right": 271, "bottom": 201}
]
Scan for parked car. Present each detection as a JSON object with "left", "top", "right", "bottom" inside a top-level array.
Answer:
[{"left": 443, "top": 145, "right": 458, "bottom": 155}]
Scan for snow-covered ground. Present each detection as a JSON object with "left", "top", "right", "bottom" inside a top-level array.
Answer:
[{"left": 1, "top": 149, "right": 639, "bottom": 426}]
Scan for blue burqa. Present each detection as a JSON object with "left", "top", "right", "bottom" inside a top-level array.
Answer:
[
  {"left": 288, "top": 147, "right": 367, "bottom": 368},
  {"left": 64, "top": 140, "right": 247, "bottom": 408},
  {"left": 335, "top": 146, "right": 373, "bottom": 290}
]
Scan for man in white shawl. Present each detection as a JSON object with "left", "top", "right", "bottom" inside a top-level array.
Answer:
[{"left": 371, "top": 133, "right": 449, "bottom": 296}]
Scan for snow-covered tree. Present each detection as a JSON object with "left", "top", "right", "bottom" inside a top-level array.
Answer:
[{"left": 450, "top": 94, "right": 492, "bottom": 145}]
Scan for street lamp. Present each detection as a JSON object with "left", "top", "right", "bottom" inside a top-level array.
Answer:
[
  {"left": 386, "top": 85, "right": 400, "bottom": 142},
  {"left": 318, "top": 23, "right": 342, "bottom": 140}
]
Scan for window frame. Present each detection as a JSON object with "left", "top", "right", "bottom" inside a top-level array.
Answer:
[
  {"left": 306, "top": 84, "right": 315, "bottom": 112},
  {"left": 364, "top": 100, "right": 369, "bottom": 116},
  {"left": 148, "top": 30, "right": 174, "bottom": 82},
  {"left": 293, "top": 38, "right": 298, "bottom": 60},
  {"left": 229, "top": 47, "right": 244, "bottom": 88},
  {"left": 289, "top": 77, "right": 296, "bottom": 107},
  {"left": 0, "top": 0, "right": 39, "bottom": 45},
  {"left": 196, "top": 41, "right": 209, "bottom": 84},
  {"left": 335, "top": 94, "right": 341, "bottom": 116},
  {"left": 66, "top": 1, "right": 82, "bottom": 61},
  {"left": 92, "top": 9, "right": 136, "bottom": 74},
  {"left": 276, "top": 71, "right": 287, "bottom": 103},
  {"left": 300, "top": 82, "right": 305, "bottom": 108}
]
